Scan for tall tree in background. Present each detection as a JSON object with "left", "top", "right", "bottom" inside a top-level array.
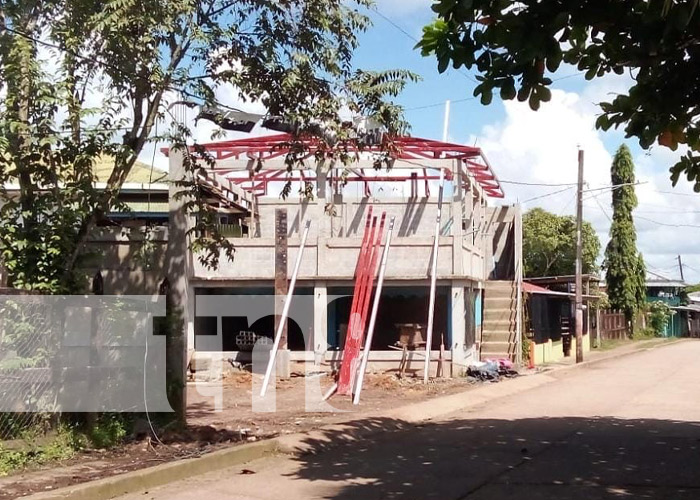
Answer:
[
  {"left": 523, "top": 207, "right": 600, "bottom": 277},
  {"left": 604, "top": 145, "right": 646, "bottom": 323},
  {"left": 416, "top": 0, "right": 700, "bottom": 191}
]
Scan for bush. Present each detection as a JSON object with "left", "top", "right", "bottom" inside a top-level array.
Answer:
[
  {"left": 87, "top": 414, "right": 130, "bottom": 449},
  {"left": 633, "top": 327, "right": 657, "bottom": 340},
  {"left": 647, "top": 301, "right": 674, "bottom": 337},
  {"left": 0, "top": 425, "right": 84, "bottom": 476}
]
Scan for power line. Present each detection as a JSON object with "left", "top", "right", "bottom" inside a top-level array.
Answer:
[
  {"left": 589, "top": 192, "right": 613, "bottom": 223},
  {"left": 581, "top": 182, "right": 644, "bottom": 203},
  {"left": 636, "top": 214, "right": 700, "bottom": 229},
  {"left": 551, "top": 72, "right": 586, "bottom": 82},
  {"left": 405, "top": 97, "right": 475, "bottom": 111},
  {"left": 372, "top": 7, "right": 479, "bottom": 85},
  {"left": 684, "top": 264, "right": 700, "bottom": 274},
  {"left": 501, "top": 180, "right": 578, "bottom": 187},
  {"left": 635, "top": 209, "right": 700, "bottom": 214},
  {"left": 583, "top": 181, "right": 646, "bottom": 195},
  {"left": 521, "top": 186, "right": 574, "bottom": 204},
  {"left": 647, "top": 188, "right": 700, "bottom": 198},
  {"left": 558, "top": 191, "right": 578, "bottom": 215}
]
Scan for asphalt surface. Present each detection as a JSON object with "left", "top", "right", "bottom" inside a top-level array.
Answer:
[{"left": 118, "top": 340, "right": 700, "bottom": 500}]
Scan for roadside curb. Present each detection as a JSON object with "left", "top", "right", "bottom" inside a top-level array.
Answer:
[
  {"left": 24, "top": 339, "right": 687, "bottom": 500},
  {"left": 23, "top": 439, "right": 279, "bottom": 500}
]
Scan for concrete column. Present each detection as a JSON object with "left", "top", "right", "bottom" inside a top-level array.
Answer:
[
  {"left": 186, "top": 285, "right": 195, "bottom": 354},
  {"left": 316, "top": 159, "right": 332, "bottom": 239},
  {"left": 451, "top": 160, "right": 464, "bottom": 276},
  {"left": 166, "top": 146, "right": 192, "bottom": 421},
  {"left": 313, "top": 281, "right": 328, "bottom": 365},
  {"left": 450, "top": 281, "right": 467, "bottom": 376}
]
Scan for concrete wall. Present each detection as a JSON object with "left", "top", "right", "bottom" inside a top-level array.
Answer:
[
  {"left": 485, "top": 205, "right": 517, "bottom": 280},
  {"left": 532, "top": 333, "right": 591, "bottom": 365},
  {"left": 339, "top": 198, "right": 452, "bottom": 237},
  {"left": 85, "top": 227, "right": 168, "bottom": 295},
  {"left": 190, "top": 236, "right": 486, "bottom": 281},
  {"left": 193, "top": 196, "right": 486, "bottom": 282}
]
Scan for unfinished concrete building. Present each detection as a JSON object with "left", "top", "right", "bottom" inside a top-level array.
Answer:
[{"left": 165, "top": 135, "right": 522, "bottom": 377}]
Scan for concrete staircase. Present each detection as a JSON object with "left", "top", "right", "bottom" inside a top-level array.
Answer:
[{"left": 481, "top": 280, "right": 518, "bottom": 362}]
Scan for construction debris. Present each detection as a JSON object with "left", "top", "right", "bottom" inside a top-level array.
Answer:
[{"left": 466, "top": 359, "right": 518, "bottom": 382}]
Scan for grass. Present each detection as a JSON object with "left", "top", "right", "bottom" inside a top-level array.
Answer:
[
  {"left": 598, "top": 338, "right": 631, "bottom": 351},
  {"left": 0, "top": 426, "right": 85, "bottom": 476},
  {"left": 0, "top": 413, "right": 132, "bottom": 477}
]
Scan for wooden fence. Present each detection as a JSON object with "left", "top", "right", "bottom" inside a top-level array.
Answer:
[{"left": 599, "top": 309, "right": 629, "bottom": 340}]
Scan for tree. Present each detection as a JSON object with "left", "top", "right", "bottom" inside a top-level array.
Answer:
[
  {"left": 0, "top": 0, "right": 417, "bottom": 292},
  {"left": 522, "top": 207, "right": 600, "bottom": 277},
  {"left": 648, "top": 301, "right": 673, "bottom": 336},
  {"left": 603, "top": 145, "right": 646, "bottom": 322},
  {"left": 416, "top": 0, "right": 700, "bottom": 191}
]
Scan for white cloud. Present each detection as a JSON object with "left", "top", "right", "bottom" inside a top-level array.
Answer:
[{"left": 474, "top": 78, "right": 700, "bottom": 284}]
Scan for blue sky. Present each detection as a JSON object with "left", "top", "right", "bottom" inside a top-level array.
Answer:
[{"left": 351, "top": 2, "right": 700, "bottom": 283}]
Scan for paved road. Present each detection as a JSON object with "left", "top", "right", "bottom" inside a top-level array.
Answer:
[{"left": 120, "top": 340, "right": 700, "bottom": 500}]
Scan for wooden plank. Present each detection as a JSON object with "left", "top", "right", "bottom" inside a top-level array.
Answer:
[{"left": 275, "top": 209, "right": 288, "bottom": 349}]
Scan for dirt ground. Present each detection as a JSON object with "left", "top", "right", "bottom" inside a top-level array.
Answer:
[{"left": 0, "top": 370, "right": 487, "bottom": 499}]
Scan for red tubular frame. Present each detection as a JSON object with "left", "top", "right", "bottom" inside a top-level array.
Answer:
[
  {"left": 337, "top": 210, "right": 386, "bottom": 396},
  {"left": 161, "top": 134, "right": 504, "bottom": 198}
]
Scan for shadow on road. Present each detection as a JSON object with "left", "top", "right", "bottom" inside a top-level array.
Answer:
[{"left": 287, "top": 416, "right": 700, "bottom": 499}]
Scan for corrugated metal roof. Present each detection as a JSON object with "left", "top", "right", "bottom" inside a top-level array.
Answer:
[
  {"left": 523, "top": 281, "right": 599, "bottom": 300},
  {"left": 93, "top": 157, "right": 167, "bottom": 184}
]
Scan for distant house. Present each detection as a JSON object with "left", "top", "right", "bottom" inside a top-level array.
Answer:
[
  {"left": 93, "top": 157, "right": 169, "bottom": 225},
  {"left": 645, "top": 270, "right": 686, "bottom": 337},
  {"left": 523, "top": 275, "right": 600, "bottom": 365}
]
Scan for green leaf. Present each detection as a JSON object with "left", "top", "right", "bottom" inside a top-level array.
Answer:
[
  {"left": 480, "top": 87, "right": 493, "bottom": 105},
  {"left": 438, "top": 55, "right": 450, "bottom": 74},
  {"left": 500, "top": 78, "right": 516, "bottom": 100}
]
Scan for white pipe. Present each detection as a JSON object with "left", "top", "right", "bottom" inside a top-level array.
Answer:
[
  {"left": 424, "top": 169, "right": 445, "bottom": 384},
  {"left": 322, "top": 382, "right": 337, "bottom": 402},
  {"left": 442, "top": 100, "right": 451, "bottom": 142},
  {"left": 353, "top": 217, "right": 396, "bottom": 405},
  {"left": 260, "top": 220, "right": 311, "bottom": 396}
]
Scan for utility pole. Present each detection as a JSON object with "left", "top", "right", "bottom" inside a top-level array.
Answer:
[
  {"left": 575, "top": 149, "right": 584, "bottom": 363},
  {"left": 678, "top": 255, "right": 685, "bottom": 282},
  {"left": 442, "top": 100, "right": 451, "bottom": 142}
]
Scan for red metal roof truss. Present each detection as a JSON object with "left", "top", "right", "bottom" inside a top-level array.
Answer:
[{"left": 163, "top": 134, "right": 504, "bottom": 198}]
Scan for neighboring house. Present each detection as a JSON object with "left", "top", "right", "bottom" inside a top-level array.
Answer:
[
  {"left": 94, "top": 157, "right": 169, "bottom": 225},
  {"left": 522, "top": 275, "right": 599, "bottom": 365},
  {"left": 645, "top": 270, "right": 686, "bottom": 337},
  {"left": 162, "top": 133, "right": 522, "bottom": 377}
]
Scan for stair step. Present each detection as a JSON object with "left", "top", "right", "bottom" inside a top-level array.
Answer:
[
  {"left": 483, "top": 310, "right": 517, "bottom": 322},
  {"left": 484, "top": 280, "right": 516, "bottom": 288},
  {"left": 482, "top": 334, "right": 516, "bottom": 343},
  {"left": 482, "top": 331, "right": 516, "bottom": 340},
  {"left": 482, "top": 318, "right": 516, "bottom": 326},
  {"left": 484, "top": 298, "right": 515, "bottom": 307}
]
